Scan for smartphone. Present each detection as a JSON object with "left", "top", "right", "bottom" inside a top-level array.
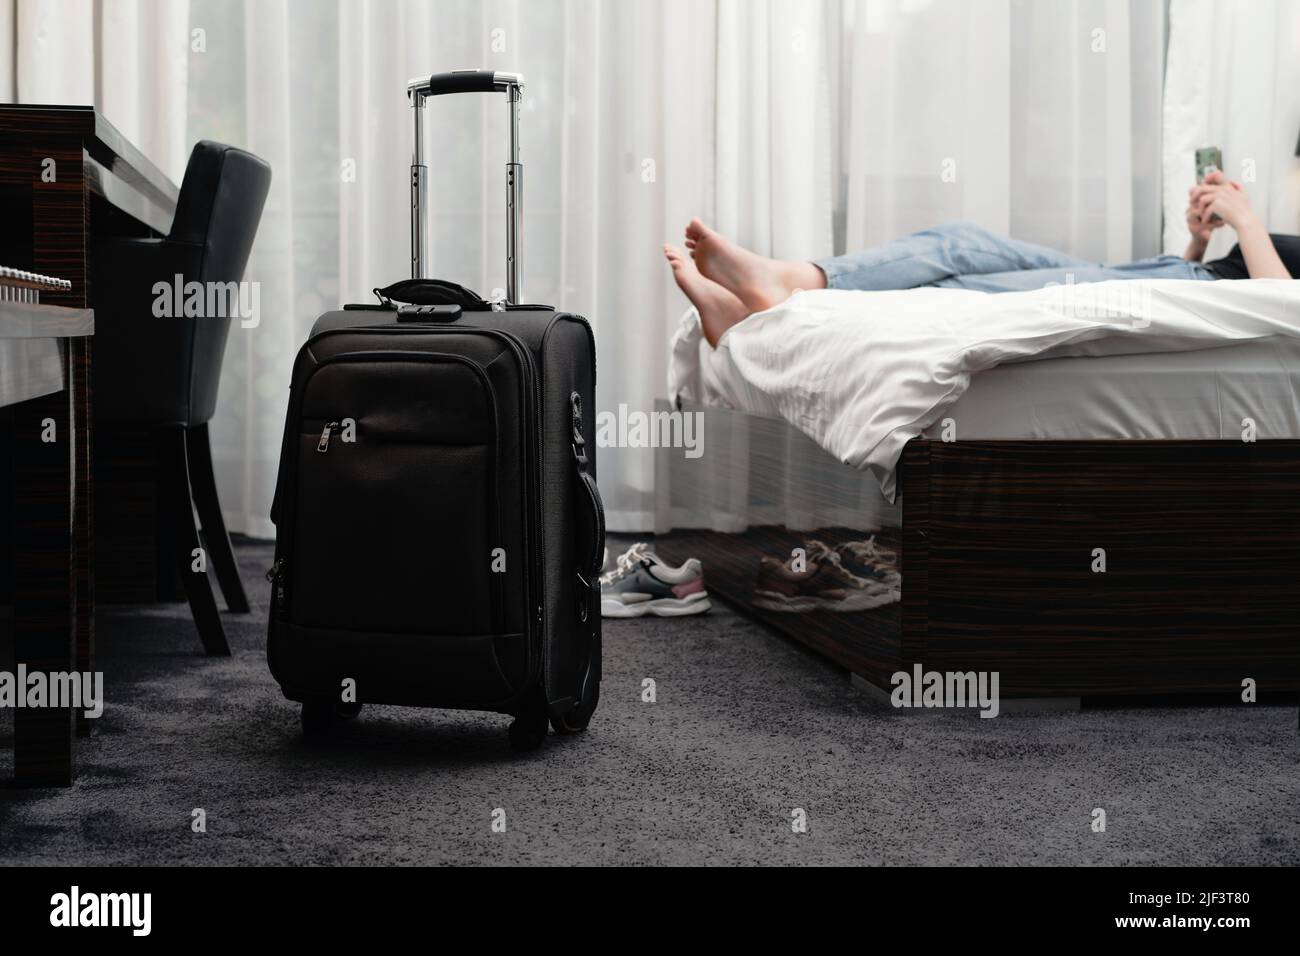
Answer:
[
  {"left": 1195, "top": 146, "right": 1223, "bottom": 222},
  {"left": 1195, "top": 146, "right": 1223, "bottom": 183}
]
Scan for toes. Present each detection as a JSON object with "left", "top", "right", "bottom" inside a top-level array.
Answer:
[{"left": 686, "top": 218, "right": 707, "bottom": 240}]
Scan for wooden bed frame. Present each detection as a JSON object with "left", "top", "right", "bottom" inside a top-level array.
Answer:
[{"left": 655, "top": 438, "right": 1300, "bottom": 700}]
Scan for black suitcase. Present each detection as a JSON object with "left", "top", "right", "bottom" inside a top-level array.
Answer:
[{"left": 266, "top": 70, "right": 604, "bottom": 751}]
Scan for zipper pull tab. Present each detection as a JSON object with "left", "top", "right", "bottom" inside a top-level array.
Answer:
[
  {"left": 317, "top": 421, "right": 339, "bottom": 453},
  {"left": 266, "top": 559, "right": 286, "bottom": 603}
]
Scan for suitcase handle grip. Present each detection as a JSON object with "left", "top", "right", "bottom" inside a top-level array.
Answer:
[{"left": 416, "top": 70, "right": 523, "bottom": 97}]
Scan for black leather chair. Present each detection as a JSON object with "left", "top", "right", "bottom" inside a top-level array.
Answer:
[{"left": 92, "top": 141, "right": 272, "bottom": 656}]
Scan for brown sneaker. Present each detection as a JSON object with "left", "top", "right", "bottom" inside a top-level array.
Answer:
[
  {"left": 753, "top": 546, "right": 895, "bottom": 613},
  {"left": 836, "top": 535, "right": 897, "bottom": 566},
  {"left": 835, "top": 538, "right": 902, "bottom": 589}
]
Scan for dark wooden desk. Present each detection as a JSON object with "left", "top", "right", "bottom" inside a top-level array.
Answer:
[{"left": 1, "top": 105, "right": 179, "bottom": 786}]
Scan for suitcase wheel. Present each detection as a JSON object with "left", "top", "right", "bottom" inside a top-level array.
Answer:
[
  {"left": 507, "top": 706, "right": 549, "bottom": 752},
  {"left": 550, "top": 689, "right": 598, "bottom": 735},
  {"left": 551, "top": 640, "right": 601, "bottom": 735}
]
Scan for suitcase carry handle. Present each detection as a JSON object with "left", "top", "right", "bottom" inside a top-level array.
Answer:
[
  {"left": 570, "top": 392, "right": 605, "bottom": 624},
  {"left": 377, "top": 277, "right": 490, "bottom": 310},
  {"left": 408, "top": 70, "right": 525, "bottom": 303},
  {"left": 366, "top": 277, "right": 554, "bottom": 314}
]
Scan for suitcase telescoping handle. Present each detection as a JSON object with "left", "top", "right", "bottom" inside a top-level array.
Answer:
[{"left": 407, "top": 70, "right": 525, "bottom": 303}]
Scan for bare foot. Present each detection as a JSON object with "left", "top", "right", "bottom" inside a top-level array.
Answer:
[
  {"left": 684, "top": 218, "right": 825, "bottom": 312},
  {"left": 664, "top": 244, "right": 749, "bottom": 348}
]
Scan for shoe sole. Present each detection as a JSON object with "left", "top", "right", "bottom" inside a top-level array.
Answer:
[
  {"left": 752, "top": 589, "right": 897, "bottom": 613},
  {"left": 602, "top": 594, "right": 712, "bottom": 618}
]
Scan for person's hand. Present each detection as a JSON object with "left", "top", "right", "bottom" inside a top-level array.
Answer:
[
  {"left": 1185, "top": 170, "right": 1231, "bottom": 246},
  {"left": 1190, "top": 170, "right": 1258, "bottom": 232},
  {"left": 1184, "top": 188, "right": 1223, "bottom": 245}
]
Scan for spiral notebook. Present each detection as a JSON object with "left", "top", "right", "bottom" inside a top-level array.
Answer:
[{"left": 0, "top": 265, "right": 72, "bottom": 303}]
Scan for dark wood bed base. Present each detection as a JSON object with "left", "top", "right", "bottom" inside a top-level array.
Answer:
[{"left": 655, "top": 438, "right": 1300, "bottom": 700}]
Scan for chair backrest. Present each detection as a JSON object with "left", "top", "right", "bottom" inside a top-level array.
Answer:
[
  {"left": 172, "top": 141, "right": 271, "bottom": 425},
  {"left": 171, "top": 140, "right": 272, "bottom": 285},
  {"left": 90, "top": 140, "right": 271, "bottom": 428}
]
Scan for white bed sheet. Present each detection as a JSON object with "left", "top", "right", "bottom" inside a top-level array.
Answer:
[{"left": 667, "top": 279, "right": 1300, "bottom": 497}]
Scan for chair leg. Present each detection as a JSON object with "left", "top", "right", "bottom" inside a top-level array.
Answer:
[
  {"left": 186, "top": 423, "right": 250, "bottom": 613},
  {"left": 156, "top": 427, "right": 230, "bottom": 656}
]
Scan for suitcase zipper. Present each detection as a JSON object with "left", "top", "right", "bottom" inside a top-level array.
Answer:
[
  {"left": 266, "top": 558, "right": 286, "bottom": 606},
  {"left": 508, "top": 335, "right": 546, "bottom": 684},
  {"left": 316, "top": 421, "right": 340, "bottom": 452}
]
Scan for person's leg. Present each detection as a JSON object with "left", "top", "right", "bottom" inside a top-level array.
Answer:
[
  {"left": 814, "top": 222, "right": 1098, "bottom": 290},
  {"left": 684, "top": 219, "right": 1100, "bottom": 312},
  {"left": 932, "top": 256, "right": 1214, "bottom": 292},
  {"left": 663, "top": 244, "right": 750, "bottom": 348},
  {"left": 1106, "top": 256, "right": 1217, "bottom": 280}
]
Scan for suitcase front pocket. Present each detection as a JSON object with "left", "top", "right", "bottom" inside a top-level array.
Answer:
[{"left": 288, "top": 353, "right": 506, "bottom": 636}]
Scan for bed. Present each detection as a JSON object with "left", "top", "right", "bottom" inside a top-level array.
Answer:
[{"left": 653, "top": 282, "right": 1300, "bottom": 702}]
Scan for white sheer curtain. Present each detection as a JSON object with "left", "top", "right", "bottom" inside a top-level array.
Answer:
[
  {"left": 835, "top": 0, "right": 1166, "bottom": 263},
  {"left": 0, "top": 0, "right": 190, "bottom": 178},
  {"left": 714, "top": 0, "right": 837, "bottom": 262},
  {"left": 1162, "top": 0, "right": 1300, "bottom": 258},
  {"left": 3, "top": 0, "right": 1178, "bottom": 537}
]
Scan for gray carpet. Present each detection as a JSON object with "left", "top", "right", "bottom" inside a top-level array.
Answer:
[{"left": 2, "top": 536, "right": 1298, "bottom": 866}]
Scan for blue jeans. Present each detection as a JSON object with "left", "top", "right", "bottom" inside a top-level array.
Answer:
[{"left": 813, "top": 222, "right": 1214, "bottom": 292}]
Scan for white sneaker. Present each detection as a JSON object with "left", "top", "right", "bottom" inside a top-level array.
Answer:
[{"left": 600, "top": 543, "right": 712, "bottom": 618}]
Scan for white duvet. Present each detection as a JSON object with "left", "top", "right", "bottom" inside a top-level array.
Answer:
[{"left": 668, "top": 279, "right": 1300, "bottom": 498}]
